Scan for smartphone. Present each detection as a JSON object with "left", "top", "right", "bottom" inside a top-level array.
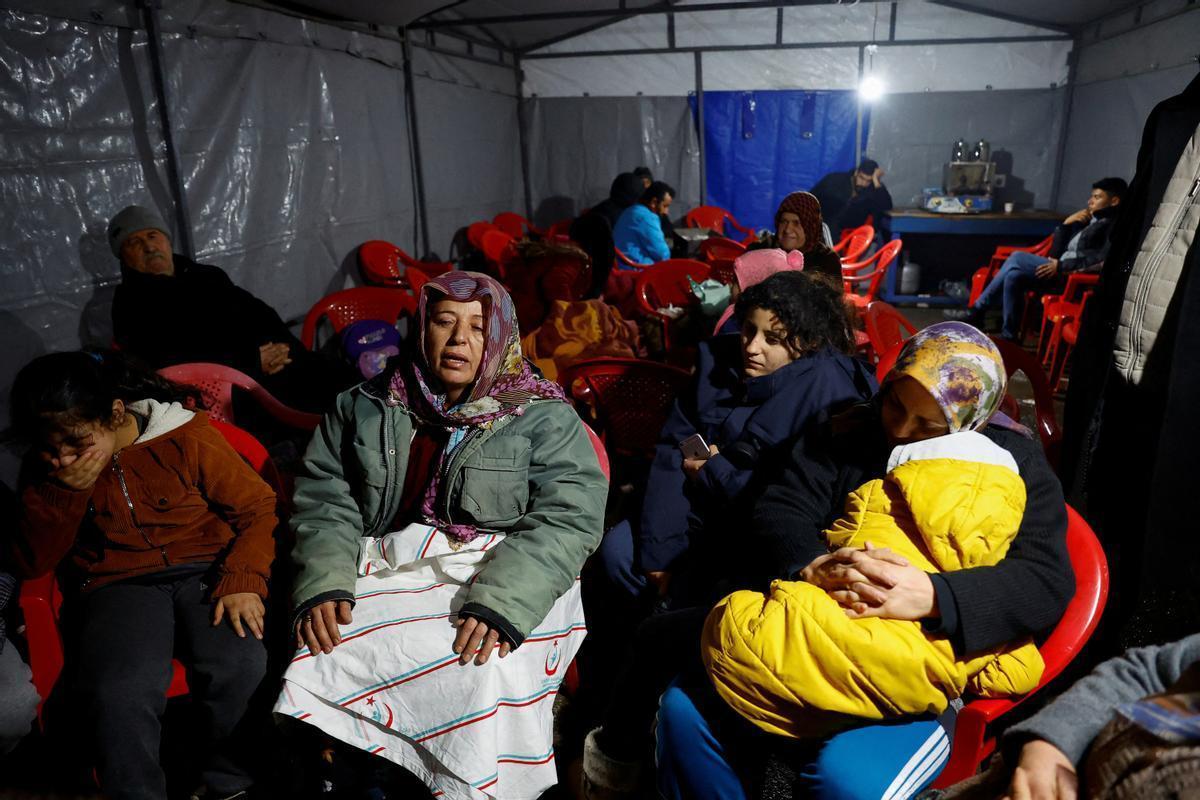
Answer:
[{"left": 678, "top": 433, "right": 711, "bottom": 461}]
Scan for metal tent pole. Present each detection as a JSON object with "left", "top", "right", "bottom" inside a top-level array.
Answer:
[{"left": 139, "top": 0, "right": 194, "bottom": 258}]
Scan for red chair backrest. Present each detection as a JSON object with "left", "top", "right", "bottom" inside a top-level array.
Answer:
[
  {"left": 843, "top": 239, "right": 902, "bottom": 304},
  {"left": 839, "top": 228, "right": 874, "bottom": 263},
  {"left": 19, "top": 419, "right": 281, "bottom": 716},
  {"left": 557, "top": 357, "right": 692, "bottom": 458},
  {"left": 697, "top": 236, "right": 747, "bottom": 263},
  {"left": 159, "top": 363, "right": 322, "bottom": 430},
  {"left": 492, "top": 212, "right": 539, "bottom": 239},
  {"left": 301, "top": 287, "right": 417, "bottom": 349},
  {"left": 466, "top": 221, "right": 497, "bottom": 250},
  {"left": 932, "top": 504, "right": 1109, "bottom": 787},
  {"left": 480, "top": 229, "right": 516, "bottom": 265},
  {"left": 583, "top": 423, "right": 610, "bottom": 481},
  {"left": 863, "top": 302, "right": 918, "bottom": 358},
  {"left": 635, "top": 259, "right": 711, "bottom": 317},
  {"left": 684, "top": 205, "right": 731, "bottom": 233},
  {"left": 989, "top": 336, "right": 1063, "bottom": 467},
  {"left": 833, "top": 223, "right": 875, "bottom": 254},
  {"left": 615, "top": 246, "right": 652, "bottom": 270},
  {"left": 357, "top": 240, "right": 447, "bottom": 289}
]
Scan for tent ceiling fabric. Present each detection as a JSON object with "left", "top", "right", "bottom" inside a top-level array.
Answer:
[{"left": 266, "top": 1, "right": 1147, "bottom": 51}]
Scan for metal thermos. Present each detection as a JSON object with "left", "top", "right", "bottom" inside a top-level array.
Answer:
[{"left": 952, "top": 139, "right": 967, "bottom": 161}]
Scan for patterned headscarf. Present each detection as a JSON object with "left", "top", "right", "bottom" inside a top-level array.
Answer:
[
  {"left": 883, "top": 322, "right": 1008, "bottom": 433},
  {"left": 387, "top": 271, "right": 565, "bottom": 542},
  {"left": 774, "top": 192, "right": 824, "bottom": 255}
]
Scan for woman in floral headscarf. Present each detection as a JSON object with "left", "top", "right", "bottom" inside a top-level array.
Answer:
[
  {"left": 648, "top": 322, "right": 1075, "bottom": 800},
  {"left": 278, "top": 272, "right": 607, "bottom": 799}
]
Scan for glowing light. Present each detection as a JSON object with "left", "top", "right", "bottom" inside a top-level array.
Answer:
[{"left": 859, "top": 75, "right": 886, "bottom": 102}]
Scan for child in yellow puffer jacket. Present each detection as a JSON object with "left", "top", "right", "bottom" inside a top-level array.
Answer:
[{"left": 702, "top": 428, "right": 1045, "bottom": 739}]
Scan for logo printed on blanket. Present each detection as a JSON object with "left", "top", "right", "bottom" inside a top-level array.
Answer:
[
  {"left": 365, "top": 697, "right": 396, "bottom": 729},
  {"left": 544, "top": 640, "right": 561, "bottom": 676}
]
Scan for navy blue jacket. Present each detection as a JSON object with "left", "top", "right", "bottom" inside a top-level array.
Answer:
[{"left": 638, "top": 337, "right": 877, "bottom": 573}]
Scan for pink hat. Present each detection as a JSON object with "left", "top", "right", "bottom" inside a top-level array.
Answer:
[{"left": 714, "top": 249, "right": 805, "bottom": 334}]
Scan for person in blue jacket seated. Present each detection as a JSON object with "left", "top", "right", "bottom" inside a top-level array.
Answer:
[
  {"left": 612, "top": 181, "right": 674, "bottom": 266},
  {"left": 590, "top": 260, "right": 875, "bottom": 614}
]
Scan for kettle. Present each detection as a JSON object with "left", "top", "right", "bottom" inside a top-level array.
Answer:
[
  {"left": 952, "top": 139, "right": 968, "bottom": 162},
  {"left": 971, "top": 139, "right": 991, "bottom": 162}
]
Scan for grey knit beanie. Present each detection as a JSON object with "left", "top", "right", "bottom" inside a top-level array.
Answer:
[{"left": 107, "top": 205, "right": 171, "bottom": 258}]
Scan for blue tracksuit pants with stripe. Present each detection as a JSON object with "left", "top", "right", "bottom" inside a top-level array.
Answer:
[{"left": 655, "top": 677, "right": 958, "bottom": 800}]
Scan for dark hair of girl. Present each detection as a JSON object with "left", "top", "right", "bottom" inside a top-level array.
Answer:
[
  {"left": 735, "top": 271, "right": 855, "bottom": 356},
  {"left": 9, "top": 349, "right": 199, "bottom": 439}
]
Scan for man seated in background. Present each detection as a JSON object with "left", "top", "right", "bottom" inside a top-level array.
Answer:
[
  {"left": 967, "top": 177, "right": 1127, "bottom": 340},
  {"left": 811, "top": 157, "right": 893, "bottom": 239},
  {"left": 108, "top": 204, "right": 358, "bottom": 413},
  {"left": 634, "top": 166, "right": 654, "bottom": 190},
  {"left": 613, "top": 181, "right": 675, "bottom": 266}
]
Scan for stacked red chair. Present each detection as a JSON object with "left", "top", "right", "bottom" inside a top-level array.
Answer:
[
  {"left": 301, "top": 287, "right": 417, "bottom": 350},
  {"left": 685, "top": 205, "right": 757, "bottom": 245},
  {"left": 556, "top": 357, "right": 692, "bottom": 459}
]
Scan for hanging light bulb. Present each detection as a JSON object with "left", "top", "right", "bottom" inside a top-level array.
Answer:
[{"left": 859, "top": 74, "right": 885, "bottom": 102}]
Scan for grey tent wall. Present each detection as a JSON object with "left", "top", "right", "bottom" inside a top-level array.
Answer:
[
  {"left": 523, "top": 96, "right": 701, "bottom": 228},
  {"left": 411, "top": 48, "right": 525, "bottom": 259},
  {"left": 865, "top": 88, "right": 1066, "bottom": 210},
  {"left": 0, "top": 1, "right": 521, "bottom": 485},
  {"left": 1054, "top": 7, "right": 1200, "bottom": 210}
]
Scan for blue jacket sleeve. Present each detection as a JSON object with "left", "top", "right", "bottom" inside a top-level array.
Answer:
[{"left": 637, "top": 206, "right": 671, "bottom": 263}]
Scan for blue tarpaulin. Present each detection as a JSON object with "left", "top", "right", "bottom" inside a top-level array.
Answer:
[{"left": 691, "top": 90, "right": 867, "bottom": 233}]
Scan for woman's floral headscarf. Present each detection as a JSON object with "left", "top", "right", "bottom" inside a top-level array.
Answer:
[
  {"left": 883, "top": 322, "right": 1012, "bottom": 433},
  {"left": 387, "top": 271, "right": 565, "bottom": 541}
]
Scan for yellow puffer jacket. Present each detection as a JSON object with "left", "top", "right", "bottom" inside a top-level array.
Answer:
[{"left": 702, "top": 431, "right": 1045, "bottom": 739}]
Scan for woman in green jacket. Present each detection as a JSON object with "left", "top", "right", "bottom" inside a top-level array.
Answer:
[{"left": 275, "top": 272, "right": 607, "bottom": 799}]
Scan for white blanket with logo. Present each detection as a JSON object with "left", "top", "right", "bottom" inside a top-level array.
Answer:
[{"left": 275, "top": 523, "right": 585, "bottom": 799}]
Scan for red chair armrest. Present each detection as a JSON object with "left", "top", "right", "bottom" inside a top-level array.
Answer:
[{"left": 19, "top": 575, "right": 65, "bottom": 709}]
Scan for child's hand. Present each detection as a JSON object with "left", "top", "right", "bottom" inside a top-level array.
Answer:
[
  {"left": 51, "top": 448, "right": 108, "bottom": 490},
  {"left": 682, "top": 444, "right": 719, "bottom": 481},
  {"left": 213, "top": 592, "right": 266, "bottom": 639}
]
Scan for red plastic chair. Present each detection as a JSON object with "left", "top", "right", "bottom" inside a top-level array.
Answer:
[
  {"left": 357, "top": 239, "right": 447, "bottom": 289},
  {"left": 838, "top": 227, "right": 874, "bottom": 263},
  {"left": 614, "top": 246, "right": 652, "bottom": 270},
  {"left": 635, "top": 259, "right": 711, "bottom": 352},
  {"left": 989, "top": 336, "right": 1063, "bottom": 467},
  {"left": 967, "top": 234, "right": 1055, "bottom": 308},
  {"left": 932, "top": 505, "right": 1109, "bottom": 787},
  {"left": 1038, "top": 272, "right": 1099, "bottom": 360},
  {"left": 697, "top": 237, "right": 745, "bottom": 286},
  {"left": 842, "top": 239, "right": 903, "bottom": 310},
  {"left": 301, "top": 287, "right": 417, "bottom": 350},
  {"left": 863, "top": 301, "right": 918, "bottom": 362},
  {"left": 18, "top": 418, "right": 281, "bottom": 722},
  {"left": 685, "top": 205, "right": 757, "bottom": 245},
  {"left": 697, "top": 236, "right": 748, "bottom": 263},
  {"left": 158, "top": 363, "right": 322, "bottom": 431},
  {"left": 492, "top": 212, "right": 543, "bottom": 240},
  {"left": 1045, "top": 290, "right": 1095, "bottom": 393},
  {"left": 557, "top": 358, "right": 692, "bottom": 459},
  {"left": 466, "top": 221, "right": 497, "bottom": 251}
]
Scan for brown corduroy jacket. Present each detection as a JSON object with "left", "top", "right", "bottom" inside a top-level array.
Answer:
[{"left": 10, "top": 406, "right": 277, "bottom": 598}]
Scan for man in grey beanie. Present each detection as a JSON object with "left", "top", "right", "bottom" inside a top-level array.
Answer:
[{"left": 108, "top": 204, "right": 358, "bottom": 414}]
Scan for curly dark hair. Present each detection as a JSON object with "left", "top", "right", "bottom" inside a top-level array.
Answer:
[
  {"left": 734, "top": 271, "right": 855, "bottom": 356},
  {"left": 10, "top": 349, "right": 200, "bottom": 441}
]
